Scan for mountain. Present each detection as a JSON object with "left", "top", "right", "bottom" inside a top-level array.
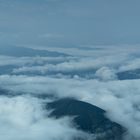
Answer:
[
  {"left": 47, "top": 98, "right": 125, "bottom": 140},
  {"left": 0, "top": 45, "right": 69, "bottom": 57}
]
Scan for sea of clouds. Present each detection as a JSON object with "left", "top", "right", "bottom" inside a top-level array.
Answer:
[{"left": 0, "top": 45, "right": 140, "bottom": 140}]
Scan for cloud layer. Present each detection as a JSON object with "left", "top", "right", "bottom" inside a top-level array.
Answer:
[{"left": 0, "top": 45, "right": 140, "bottom": 139}]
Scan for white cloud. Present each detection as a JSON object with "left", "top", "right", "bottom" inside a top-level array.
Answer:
[
  {"left": 1, "top": 45, "right": 140, "bottom": 139},
  {"left": 0, "top": 55, "right": 72, "bottom": 67},
  {"left": 0, "top": 74, "right": 140, "bottom": 139},
  {"left": 95, "top": 67, "right": 117, "bottom": 81},
  {"left": 0, "top": 95, "right": 89, "bottom": 140},
  {"left": 118, "top": 58, "right": 140, "bottom": 72}
]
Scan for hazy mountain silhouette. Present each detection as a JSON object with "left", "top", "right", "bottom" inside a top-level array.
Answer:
[{"left": 0, "top": 45, "right": 69, "bottom": 57}]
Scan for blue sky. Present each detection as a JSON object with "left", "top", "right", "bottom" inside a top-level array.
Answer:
[{"left": 0, "top": 0, "right": 140, "bottom": 46}]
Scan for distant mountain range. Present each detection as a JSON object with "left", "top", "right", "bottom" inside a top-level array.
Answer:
[{"left": 0, "top": 45, "right": 69, "bottom": 57}]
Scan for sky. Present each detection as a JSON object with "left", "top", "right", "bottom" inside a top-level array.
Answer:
[{"left": 0, "top": 0, "right": 140, "bottom": 46}]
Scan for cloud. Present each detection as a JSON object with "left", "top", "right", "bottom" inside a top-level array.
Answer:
[
  {"left": 1, "top": 45, "right": 140, "bottom": 139},
  {"left": 8, "top": 47, "right": 134, "bottom": 81},
  {"left": 0, "top": 95, "right": 89, "bottom": 140},
  {"left": 0, "top": 74, "right": 140, "bottom": 139},
  {"left": 11, "top": 54, "right": 128, "bottom": 78},
  {"left": 0, "top": 55, "right": 72, "bottom": 66},
  {"left": 95, "top": 67, "right": 117, "bottom": 81},
  {"left": 118, "top": 58, "right": 140, "bottom": 72}
]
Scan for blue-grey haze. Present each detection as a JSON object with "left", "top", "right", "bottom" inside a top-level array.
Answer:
[{"left": 0, "top": 0, "right": 140, "bottom": 46}]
